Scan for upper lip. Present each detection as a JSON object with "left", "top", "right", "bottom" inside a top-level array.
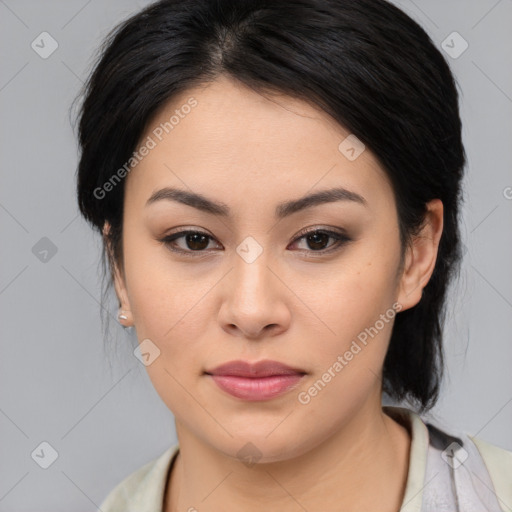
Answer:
[{"left": 205, "top": 359, "right": 306, "bottom": 378}]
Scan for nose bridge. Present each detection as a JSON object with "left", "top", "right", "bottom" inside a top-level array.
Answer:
[
  {"left": 217, "top": 234, "right": 289, "bottom": 334},
  {"left": 216, "top": 226, "right": 294, "bottom": 338},
  {"left": 231, "top": 236, "right": 275, "bottom": 304}
]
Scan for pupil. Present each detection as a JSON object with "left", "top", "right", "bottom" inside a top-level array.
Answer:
[
  {"left": 187, "top": 233, "right": 209, "bottom": 250},
  {"left": 308, "top": 232, "right": 329, "bottom": 250}
]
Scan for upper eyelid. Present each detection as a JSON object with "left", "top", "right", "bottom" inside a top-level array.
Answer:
[
  {"left": 164, "top": 226, "right": 347, "bottom": 242},
  {"left": 162, "top": 227, "right": 349, "bottom": 252}
]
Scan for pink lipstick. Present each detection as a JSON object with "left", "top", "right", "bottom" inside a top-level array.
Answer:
[{"left": 204, "top": 359, "right": 306, "bottom": 401}]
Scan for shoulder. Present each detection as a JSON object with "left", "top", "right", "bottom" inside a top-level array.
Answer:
[
  {"left": 99, "top": 459, "right": 154, "bottom": 510},
  {"left": 99, "top": 443, "right": 180, "bottom": 512},
  {"left": 424, "top": 414, "right": 512, "bottom": 512},
  {"left": 470, "top": 435, "right": 512, "bottom": 512},
  {"left": 384, "top": 405, "right": 512, "bottom": 512}
]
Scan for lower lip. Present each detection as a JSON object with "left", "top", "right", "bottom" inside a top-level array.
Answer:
[{"left": 207, "top": 374, "right": 305, "bottom": 401}]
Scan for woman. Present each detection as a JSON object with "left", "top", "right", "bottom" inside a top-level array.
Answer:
[{"left": 75, "top": 0, "right": 512, "bottom": 510}]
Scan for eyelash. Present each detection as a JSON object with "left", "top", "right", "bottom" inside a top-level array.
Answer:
[{"left": 158, "top": 227, "right": 352, "bottom": 258}]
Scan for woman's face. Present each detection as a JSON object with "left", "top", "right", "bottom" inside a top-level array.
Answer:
[{"left": 110, "top": 75, "right": 436, "bottom": 462}]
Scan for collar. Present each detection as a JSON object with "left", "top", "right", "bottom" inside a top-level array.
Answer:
[{"left": 383, "top": 405, "right": 430, "bottom": 512}]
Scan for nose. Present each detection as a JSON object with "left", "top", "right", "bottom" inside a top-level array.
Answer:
[{"left": 217, "top": 250, "right": 291, "bottom": 340}]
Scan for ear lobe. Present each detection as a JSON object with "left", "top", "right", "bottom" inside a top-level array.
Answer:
[{"left": 397, "top": 199, "right": 444, "bottom": 311}]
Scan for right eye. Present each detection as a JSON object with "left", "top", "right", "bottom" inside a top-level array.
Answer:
[{"left": 159, "top": 230, "right": 222, "bottom": 256}]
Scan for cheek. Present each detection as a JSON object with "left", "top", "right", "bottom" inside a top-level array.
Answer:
[
  {"left": 123, "top": 228, "right": 208, "bottom": 332},
  {"left": 296, "top": 251, "right": 400, "bottom": 386},
  {"left": 123, "top": 253, "right": 217, "bottom": 414},
  {"left": 291, "top": 263, "right": 399, "bottom": 423},
  {"left": 305, "top": 257, "right": 398, "bottom": 337},
  {"left": 121, "top": 241, "right": 221, "bottom": 400},
  {"left": 128, "top": 265, "right": 216, "bottom": 349}
]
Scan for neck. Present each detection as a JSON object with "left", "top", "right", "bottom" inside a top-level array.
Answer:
[{"left": 165, "top": 402, "right": 411, "bottom": 512}]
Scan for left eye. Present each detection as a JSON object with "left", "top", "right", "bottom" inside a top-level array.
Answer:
[
  {"left": 159, "top": 228, "right": 351, "bottom": 256},
  {"left": 290, "top": 229, "right": 351, "bottom": 253}
]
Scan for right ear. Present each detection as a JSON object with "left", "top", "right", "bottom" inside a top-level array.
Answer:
[{"left": 103, "top": 221, "right": 133, "bottom": 327}]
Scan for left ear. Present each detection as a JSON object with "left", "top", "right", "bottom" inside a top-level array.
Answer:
[{"left": 397, "top": 199, "right": 444, "bottom": 311}]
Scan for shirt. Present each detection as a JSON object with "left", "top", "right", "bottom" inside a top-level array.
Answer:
[{"left": 99, "top": 405, "right": 512, "bottom": 511}]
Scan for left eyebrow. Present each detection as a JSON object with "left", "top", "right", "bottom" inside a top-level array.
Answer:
[
  {"left": 275, "top": 187, "right": 367, "bottom": 218},
  {"left": 145, "top": 186, "right": 368, "bottom": 218}
]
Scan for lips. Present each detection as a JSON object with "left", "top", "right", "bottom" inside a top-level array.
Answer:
[
  {"left": 204, "top": 359, "right": 307, "bottom": 401},
  {"left": 204, "top": 359, "right": 306, "bottom": 378}
]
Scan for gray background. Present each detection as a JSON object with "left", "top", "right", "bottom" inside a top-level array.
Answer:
[{"left": 1, "top": 0, "right": 511, "bottom": 510}]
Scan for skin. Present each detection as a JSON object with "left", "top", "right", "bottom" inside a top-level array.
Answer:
[{"left": 105, "top": 75, "right": 443, "bottom": 512}]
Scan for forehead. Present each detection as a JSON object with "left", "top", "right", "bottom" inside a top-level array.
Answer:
[{"left": 125, "top": 75, "right": 394, "bottom": 215}]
